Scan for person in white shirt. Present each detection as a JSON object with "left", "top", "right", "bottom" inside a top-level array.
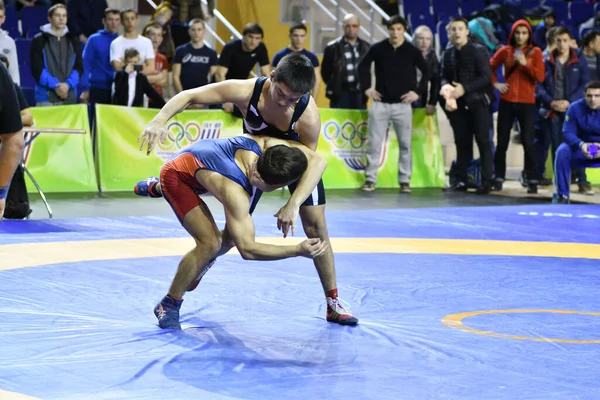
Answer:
[
  {"left": 110, "top": 8, "right": 155, "bottom": 76},
  {"left": 0, "top": 3, "right": 19, "bottom": 85}
]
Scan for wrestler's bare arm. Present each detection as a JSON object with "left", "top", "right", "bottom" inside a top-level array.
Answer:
[
  {"left": 220, "top": 187, "right": 328, "bottom": 261},
  {"left": 138, "top": 80, "right": 255, "bottom": 154}
]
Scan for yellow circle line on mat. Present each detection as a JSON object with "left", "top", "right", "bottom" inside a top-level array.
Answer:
[
  {"left": 0, "top": 237, "right": 599, "bottom": 271},
  {"left": 0, "top": 389, "right": 39, "bottom": 399},
  {"left": 442, "top": 309, "right": 600, "bottom": 344}
]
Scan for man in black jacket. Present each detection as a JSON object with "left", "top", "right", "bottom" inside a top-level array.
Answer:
[
  {"left": 30, "top": 4, "right": 83, "bottom": 106},
  {"left": 440, "top": 17, "right": 495, "bottom": 194},
  {"left": 358, "top": 15, "right": 429, "bottom": 193},
  {"left": 321, "top": 14, "right": 370, "bottom": 109}
]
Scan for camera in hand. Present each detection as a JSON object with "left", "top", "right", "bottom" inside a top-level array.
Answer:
[{"left": 133, "top": 64, "right": 143, "bottom": 72}]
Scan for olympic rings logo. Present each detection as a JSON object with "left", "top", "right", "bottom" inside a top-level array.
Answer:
[
  {"left": 322, "top": 120, "right": 368, "bottom": 149},
  {"left": 157, "top": 121, "right": 221, "bottom": 151}
]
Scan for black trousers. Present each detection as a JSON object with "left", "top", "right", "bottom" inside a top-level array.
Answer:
[
  {"left": 495, "top": 100, "right": 538, "bottom": 183},
  {"left": 448, "top": 103, "right": 493, "bottom": 185}
]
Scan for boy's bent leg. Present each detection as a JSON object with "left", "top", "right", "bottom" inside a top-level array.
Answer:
[
  {"left": 299, "top": 204, "right": 358, "bottom": 326},
  {"left": 290, "top": 178, "right": 358, "bottom": 325},
  {"left": 155, "top": 157, "right": 222, "bottom": 329}
]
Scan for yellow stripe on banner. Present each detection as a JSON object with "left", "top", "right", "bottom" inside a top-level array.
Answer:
[{"left": 0, "top": 238, "right": 598, "bottom": 271}]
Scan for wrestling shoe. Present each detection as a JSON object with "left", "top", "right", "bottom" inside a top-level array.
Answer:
[
  {"left": 134, "top": 176, "right": 162, "bottom": 198},
  {"left": 326, "top": 297, "right": 359, "bottom": 326},
  {"left": 154, "top": 295, "right": 183, "bottom": 329},
  {"left": 186, "top": 259, "right": 216, "bottom": 292}
]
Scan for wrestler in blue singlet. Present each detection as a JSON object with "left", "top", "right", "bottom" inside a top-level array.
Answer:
[{"left": 172, "top": 135, "right": 262, "bottom": 196}]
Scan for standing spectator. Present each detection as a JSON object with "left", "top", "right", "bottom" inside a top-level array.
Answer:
[
  {"left": 11, "top": 0, "right": 50, "bottom": 11},
  {"left": 0, "top": 55, "right": 31, "bottom": 126},
  {"left": 489, "top": 20, "right": 545, "bottom": 194},
  {"left": 30, "top": 4, "right": 82, "bottom": 105},
  {"left": 110, "top": 9, "right": 155, "bottom": 76},
  {"left": 538, "top": 27, "right": 589, "bottom": 191},
  {"left": 0, "top": 3, "right": 19, "bottom": 85},
  {"left": 172, "top": 18, "right": 217, "bottom": 94},
  {"left": 579, "top": 30, "right": 600, "bottom": 82},
  {"left": 154, "top": 0, "right": 215, "bottom": 49},
  {"left": 67, "top": 0, "right": 107, "bottom": 46},
  {"left": 143, "top": 23, "right": 169, "bottom": 108},
  {"left": 272, "top": 23, "right": 321, "bottom": 98},
  {"left": 0, "top": 62, "right": 24, "bottom": 220},
  {"left": 440, "top": 17, "right": 495, "bottom": 194},
  {"left": 358, "top": 15, "right": 429, "bottom": 193},
  {"left": 412, "top": 25, "right": 439, "bottom": 115},
  {"left": 112, "top": 48, "right": 165, "bottom": 108},
  {"left": 215, "top": 23, "right": 270, "bottom": 116},
  {"left": 534, "top": 10, "right": 556, "bottom": 50},
  {"left": 553, "top": 81, "right": 600, "bottom": 203},
  {"left": 80, "top": 7, "right": 120, "bottom": 106},
  {"left": 321, "top": 14, "right": 370, "bottom": 109}
]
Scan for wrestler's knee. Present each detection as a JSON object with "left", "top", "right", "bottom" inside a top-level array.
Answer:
[
  {"left": 300, "top": 207, "right": 329, "bottom": 239},
  {"left": 194, "top": 234, "right": 222, "bottom": 258}
]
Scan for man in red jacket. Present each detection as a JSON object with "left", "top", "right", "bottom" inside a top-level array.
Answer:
[{"left": 490, "top": 20, "right": 545, "bottom": 193}]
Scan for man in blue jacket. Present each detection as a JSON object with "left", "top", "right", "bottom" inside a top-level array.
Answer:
[
  {"left": 553, "top": 81, "right": 600, "bottom": 203},
  {"left": 538, "top": 27, "right": 589, "bottom": 179},
  {"left": 79, "top": 8, "right": 120, "bottom": 105}
]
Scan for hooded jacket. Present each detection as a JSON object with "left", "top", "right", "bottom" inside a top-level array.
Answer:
[
  {"left": 0, "top": 30, "right": 19, "bottom": 85},
  {"left": 30, "top": 24, "right": 82, "bottom": 103},
  {"left": 490, "top": 20, "right": 545, "bottom": 104},
  {"left": 81, "top": 29, "right": 119, "bottom": 91}
]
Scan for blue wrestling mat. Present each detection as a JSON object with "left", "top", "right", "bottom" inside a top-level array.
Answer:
[{"left": 0, "top": 205, "right": 599, "bottom": 399}]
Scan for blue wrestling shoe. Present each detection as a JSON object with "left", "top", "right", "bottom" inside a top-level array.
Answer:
[
  {"left": 154, "top": 295, "right": 183, "bottom": 329},
  {"left": 134, "top": 176, "right": 162, "bottom": 198}
]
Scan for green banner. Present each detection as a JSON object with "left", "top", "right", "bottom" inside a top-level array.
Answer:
[
  {"left": 25, "top": 105, "right": 97, "bottom": 193},
  {"left": 96, "top": 105, "right": 243, "bottom": 191},
  {"left": 96, "top": 105, "right": 446, "bottom": 191},
  {"left": 318, "top": 108, "right": 446, "bottom": 188}
]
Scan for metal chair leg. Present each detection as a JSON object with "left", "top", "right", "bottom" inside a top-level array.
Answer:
[{"left": 22, "top": 163, "right": 52, "bottom": 219}]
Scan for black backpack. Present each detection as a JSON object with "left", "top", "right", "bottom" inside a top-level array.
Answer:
[{"left": 4, "top": 165, "right": 31, "bottom": 219}]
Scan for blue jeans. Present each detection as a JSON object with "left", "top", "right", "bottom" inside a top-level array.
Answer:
[{"left": 554, "top": 143, "right": 600, "bottom": 197}]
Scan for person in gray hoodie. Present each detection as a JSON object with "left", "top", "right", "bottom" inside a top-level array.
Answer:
[
  {"left": 30, "top": 4, "right": 82, "bottom": 105},
  {"left": 0, "top": 3, "right": 19, "bottom": 85}
]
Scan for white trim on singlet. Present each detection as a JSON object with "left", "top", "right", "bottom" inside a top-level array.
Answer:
[
  {"left": 248, "top": 186, "right": 259, "bottom": 211},
  {"left": 310, "top": 184, "right": 319, "bottom": 206}
]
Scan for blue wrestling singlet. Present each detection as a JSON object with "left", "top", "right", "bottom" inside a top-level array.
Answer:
[{"left": 174, "top": 136, "right": 262, "bottom": 195}]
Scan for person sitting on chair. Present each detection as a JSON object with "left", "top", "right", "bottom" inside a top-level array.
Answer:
[{"left": 553, "top": 81, "right": 600, "bottom": 203}]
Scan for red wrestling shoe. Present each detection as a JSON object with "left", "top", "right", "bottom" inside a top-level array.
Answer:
[{"left": 326, "top": 297, "right": 359, "bottom": 325}]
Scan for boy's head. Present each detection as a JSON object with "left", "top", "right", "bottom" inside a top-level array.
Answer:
[
  {"left": 251, "top": 145, "right": 308, "bottom": 192},
  {"left": 124, "top": 48, "right": 141, "bottom": 65}
]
